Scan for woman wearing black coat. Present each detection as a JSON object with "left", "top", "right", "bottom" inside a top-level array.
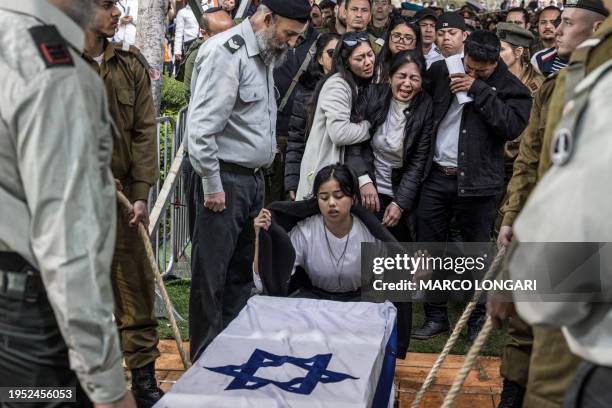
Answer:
[
  {"left": 284, "top": 33, "right": 340, "bottom": 200},
  {"left": 358, "top": 50, "right": 433, "bottom": 241}
]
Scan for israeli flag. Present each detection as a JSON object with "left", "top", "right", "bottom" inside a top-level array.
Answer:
[{"left": 156, "top": 296, "right": 397, "bottom": 408}]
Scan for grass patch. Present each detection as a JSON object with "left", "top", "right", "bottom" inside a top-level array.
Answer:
[{"left": 158, "top": 281, "right": 507, "bottom": 356}]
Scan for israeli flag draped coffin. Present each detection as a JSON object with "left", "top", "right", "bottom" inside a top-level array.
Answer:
[{"left": 156, "top": 296, "right": 397, "bottom": 408}]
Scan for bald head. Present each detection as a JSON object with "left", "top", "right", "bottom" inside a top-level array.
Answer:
[{"left": 201, "top": 10, "right": 234, "bottom": 40}]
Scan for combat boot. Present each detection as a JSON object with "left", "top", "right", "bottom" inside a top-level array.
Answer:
[{"left": 131, "top": 362, "right": 164, "bottom": 408}]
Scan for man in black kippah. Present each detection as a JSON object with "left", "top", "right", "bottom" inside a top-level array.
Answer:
[{"left": 187, "top": 0, "right": 309, "bottom": 363}]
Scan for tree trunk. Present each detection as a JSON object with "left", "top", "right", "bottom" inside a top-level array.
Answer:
[{"left": 136, "top": 0, "right": 169, "bottom": 115}]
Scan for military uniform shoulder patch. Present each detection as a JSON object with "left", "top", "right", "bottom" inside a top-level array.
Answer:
[
  {"left": 224, "top": 35, "right": 245, "bottom": 54},
  {"left": 28, "top": 25, "right": 74, "bottom": 68}
]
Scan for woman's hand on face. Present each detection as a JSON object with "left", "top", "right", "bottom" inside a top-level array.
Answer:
[
  {"left": 360, "top": 183, "right": 380, "bottom": 213},
  {"left": 254, "top": 208, "right": 272, "bottom": 236},
  {"left": 382, "top": 202, "right": 403, "bottom": 227}
]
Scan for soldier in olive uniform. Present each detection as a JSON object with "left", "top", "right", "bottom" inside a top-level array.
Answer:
[
  {"left": 82, "top": 1, "right": 162, "bottom": 406},
  {"left": 0, "top": 1, "right": 135, "bottom": 407},
  {"left": 491, "top": 1, "right": 609, "bottom": 407}
]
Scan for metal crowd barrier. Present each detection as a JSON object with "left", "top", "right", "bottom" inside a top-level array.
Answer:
[
  {"left": 149, "top": 108, "right": 191, "bottom": 281},
  {"left": 149, "top": 108, "right": 191, "bottom": 320}
]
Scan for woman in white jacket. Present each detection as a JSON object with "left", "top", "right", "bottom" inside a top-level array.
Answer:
[{"left": 296, "top": 31, "right": 376, "bottom": 201}]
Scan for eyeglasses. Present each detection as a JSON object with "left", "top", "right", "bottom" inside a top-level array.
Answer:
[
  {"left": 390, "top": 32, "right": 415, "bottom": 45},
  {"left": 325, "top": 49, "right": 335, "bottom": 57},
  {"left": 342, "top": 32, "right": 369, "bottom": 47}
]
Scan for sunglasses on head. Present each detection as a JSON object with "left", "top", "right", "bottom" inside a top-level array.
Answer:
[{"left": 342, "top": 32, "right": 369, "bottom": 47}]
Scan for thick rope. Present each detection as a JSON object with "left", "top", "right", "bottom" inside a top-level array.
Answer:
[
  {"left": 441, "top": 317, "right": 494, "bottom": 407},
  {"left": 117, "top": 192, "right": 190, "bottom": 370},
  {"left": 410, "top": 245, "right": 506, "bottom": 408}
]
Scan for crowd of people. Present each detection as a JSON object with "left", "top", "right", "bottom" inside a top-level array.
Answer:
[{"left": 1, "top": 0, "right": 611, "bottom": 407}]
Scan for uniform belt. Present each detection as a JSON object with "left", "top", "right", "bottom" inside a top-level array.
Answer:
[
  {"left": 0, "top": 252, "right": 42, "bottom": 303},
  {"left": 435, "top": 163, "right": 458, "bottom": 176},
  {"left": 219, "top": 160, "right": 261, "bottom": 175}
]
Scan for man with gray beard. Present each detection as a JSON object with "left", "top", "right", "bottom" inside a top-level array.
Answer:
[
  {"left": 186, "top": 0, "right": 309, "bottom": 363},
  {"left": 0, "top": 0, "right": 135, "bottom": 407}
]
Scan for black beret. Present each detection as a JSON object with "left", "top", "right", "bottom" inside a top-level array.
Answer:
[
  {"left": 262, "top": 0, "right": 312, "bottom": 22},
  {"left": 436, "top": 12, "right": 467, "bottom": 31},
  {"left": 565, "top": 0, "right": 609, "bottom": 17}
]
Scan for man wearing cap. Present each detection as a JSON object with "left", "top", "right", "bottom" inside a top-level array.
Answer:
[
  {"left": 414, "top": 29, "right": 531, "bottom": 342},
  {"left": 434, "top": 12, "right": 468, "bottom": 58},
  {"left": 187, "top": 0, "right": 309, "bottom": 362},
  {"left": 492, "top": 1, "right": 609, "bottom": 406},
  {"left": 415, "top": 8, "right": 444, "bottom": 68}
]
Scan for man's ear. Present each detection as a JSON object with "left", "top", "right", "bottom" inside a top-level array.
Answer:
[
  {"left": 462, "top": 31, "right": 468, "bottom": 41},
  {"left": 593, "top": 20, "right": 603, "bottom": 33}
]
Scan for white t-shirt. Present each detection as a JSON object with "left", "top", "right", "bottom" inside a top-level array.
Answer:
[
  {"left": 254, "top": 214, "right": 378, "bottom": 293},
  {"left": 93, "top": 54, "right": 104, "bottom": 66},
  {"left": 372, "top": 99, "right": 409, "bottom": 196}
]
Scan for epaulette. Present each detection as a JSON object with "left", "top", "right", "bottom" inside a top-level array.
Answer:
[
  {"left": 28, "top": 25, "right": 74, "bottom": 68},
  {"left": 114, "top": 42, "right": 160, "bottom": 81},
  {"left": 224, "top": 35, "right": 245, "bottom": 54}
]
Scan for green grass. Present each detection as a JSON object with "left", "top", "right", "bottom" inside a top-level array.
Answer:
[{"left": 158, "top": 281, "right": 507, "bottom": 356}]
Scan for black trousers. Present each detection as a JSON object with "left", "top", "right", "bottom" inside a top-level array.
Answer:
[
  {"left": 564, "top": 361, "right": 612, "bottom": 408},
  {"left": 415, "top": 168, "right": 496, "bottom": 324},
  {"left": 189, "top": 170, "right": 265, "bottom": 362},
  {"left": 0, "top": 282, "right": 92, "bottom": 408}
]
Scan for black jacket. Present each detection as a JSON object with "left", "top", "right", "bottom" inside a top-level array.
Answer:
[
  {"left": 350, "top": 88, "right": 434, "bottom": 212},
  {"left": 426, "top": 59, "right": 532, "bottom": 196},
  {"left": 273, "top": 24, "right": 319, "bottom": 136},
  {"left": 257, "top": 199, "right": 411, "bottom": 357},
  {"left": 283, "top": 70, "right": 321, "bottom": 193}
]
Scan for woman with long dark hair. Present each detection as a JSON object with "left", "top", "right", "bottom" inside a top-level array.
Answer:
[
  {"left": 373, "top": 15, "right": 423, "bottom": 84},
  {"left": 253, "top": 163, "right": 413, "bottom": 357},
  {"left": 295, "top": 31, "right": 376, "bottom": 201},
  {"left": 363, "top": 50, "right": 433, "bottom": 240},
  {"left": 285, "top": 33, "right": 340, "bottom": 200}
]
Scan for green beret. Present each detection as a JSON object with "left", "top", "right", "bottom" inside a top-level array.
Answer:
[
  {"left": 565, "top": 0, "right": 609, "bottom": 17},
  {"left": 497, "top": 22, "right": 534, "bottom": 48}
]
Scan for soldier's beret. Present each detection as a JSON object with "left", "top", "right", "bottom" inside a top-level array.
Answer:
[
  {"left": 496, "top": 22, "right": 534, "bottom": 48},
  {"left": 565, "top": 0, "right": 609, "bottom": 17},
  {"left": 261, "top": 0, "right": 312, "bottom": 23}
]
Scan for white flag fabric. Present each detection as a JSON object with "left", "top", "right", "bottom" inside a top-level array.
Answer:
[{"left": 156, "top": 296, "right": 397, "bottom": 408}]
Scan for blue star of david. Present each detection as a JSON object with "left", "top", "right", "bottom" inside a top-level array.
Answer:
[{"left": 204, "top": 348, "right": 359, "bottom": 395}]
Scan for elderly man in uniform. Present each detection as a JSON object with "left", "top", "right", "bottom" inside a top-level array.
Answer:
[
  {"left": 187, "top": 0, "right": 310, "bottom": 362},
  {"left": 82, "top": 1, "right": 162, "bottom": 406},
  {"left": 0, "top": 0, "right": 135, "bottom": 407},
  {"left": 491, "top": 1, "right": 609, "bottom": 406}
]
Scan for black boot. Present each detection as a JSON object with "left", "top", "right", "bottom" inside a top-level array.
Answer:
[
  {"left": 412, "top": 320, "right": 449, "bottom": 340},
  {"left": 498, "top": 379, "right": 525, "bottom": 408},
  {"left": 131, "top": 362, "right": 164, "bottom": 408}
]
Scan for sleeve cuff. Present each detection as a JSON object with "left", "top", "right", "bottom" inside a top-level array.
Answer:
[
  {"left": 202, "top": 173, "right": 223, "bottom": 195},
  {"left": 501, "top": 211, "right": 517, "bottom": 227},
  {"left": 468, "top": 79, "right": 489, "bottom": 97},
  {"left": 76, "top": 360, "right": 127, "bottom": 404},
  {"left": 358, "top": 175, "right": 373, "bottom": 188},
  {"left": 130, "top": 181, "right": 152, "bottom": 202},
  {"left": 253, "top": 265, "right": 263, "bottom": 293}
]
